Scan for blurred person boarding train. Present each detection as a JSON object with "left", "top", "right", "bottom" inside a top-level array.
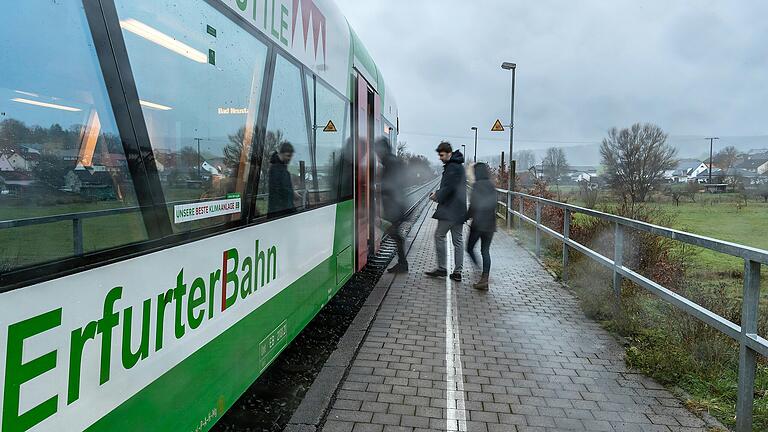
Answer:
[
  {"left": 267, "top": 142, "right": 297, "bottom": 216},
  {"left": 375, "top": 138, "right": 409, "bottom": 273},
  {"left": 465, "top": 163, "right": 496, "bottom": 290},
  {"left": 426, "top": 141, "right": 467, "bottom": 282}
]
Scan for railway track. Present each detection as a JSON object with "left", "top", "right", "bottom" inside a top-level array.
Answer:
[{"left": 213, "top": 179, "right": 437, "bottom": 432}]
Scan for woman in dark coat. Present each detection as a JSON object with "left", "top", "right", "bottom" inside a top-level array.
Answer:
[
  {"left": 465, "top": 163, "right": 497, "bottom": 290},
  {"left": 267, "top": 142, "right": 296, "bottom": 216}
]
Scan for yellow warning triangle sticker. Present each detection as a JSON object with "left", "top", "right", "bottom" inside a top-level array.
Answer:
[
  {"left": 323, "top": 120, "right": 338, "bottom": 132},
  {"left": 491, "top": 119, "right": 505, "bottom": 132}
]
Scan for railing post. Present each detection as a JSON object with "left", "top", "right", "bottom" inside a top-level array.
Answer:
[
  {"left": 736, "top": 259, "right": 761, "bottom": 432},
  {"left": 562, "top": 209, "right": 571, "bottom": 282},
  {"left": 506, "top": 190, "right": 513, "bottom": 230},
  {"left": 535, "top": 200, "right": 541, "bottom": 257},
  {"left": 73, "top": 217, "right": 84, "bottom": 256},
  {"left": 613, "top": 223, "right": 624, "bottom": 305}
]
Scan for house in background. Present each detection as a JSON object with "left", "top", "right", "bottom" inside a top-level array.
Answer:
[
  {"left": 695, "top": 168, "right": 763, "bottom": 186},
  {"left": 7, "top": 152, "right": 39, "bottom": 171},
  {"left": 63, "top": 169, "right": 116, "bottom": 200},
  {"left": 664, "top": 159, "right": 708, "bottom": 183},
  {"left": 0, "top": 154, "right": 13, "bottom": 172},
  {"left": 736, "top": 156, "right": 768, "bottom": 175},
  {"left": 747, "top": 148, "right": 768, "bottom": 156}
]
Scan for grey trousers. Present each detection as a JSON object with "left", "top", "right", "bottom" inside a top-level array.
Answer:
[{"left": 435, "top": 220, "right": 464, "bottom": 272}]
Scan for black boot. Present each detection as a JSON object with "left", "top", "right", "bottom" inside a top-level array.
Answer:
[
  {"left": 425, "top": 269, "right": 448, "bottom": 277},
  {"left": 387, "top": 262, "right": 409, "bottom": 273}
]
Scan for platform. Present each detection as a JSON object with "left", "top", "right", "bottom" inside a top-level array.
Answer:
[{"left": 289, "top": 204, "right": 716, "bottom": 432}]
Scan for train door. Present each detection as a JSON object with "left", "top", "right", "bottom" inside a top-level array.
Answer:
[
  {"left": 371, "top": 92, "right": 383, "bottom": 252},
  {"left": 355, "top": 74, "right": 371, "bottom": 271}
]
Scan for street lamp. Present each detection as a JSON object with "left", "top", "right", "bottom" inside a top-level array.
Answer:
[
  {"left": 471, "top": 127, "right": 478, "bottom": 163},
  {"left": 706, "top": 136, "right": 719, "bottom": 185},
  {"left": 501, "top": 62, "right": 516, "bottom": 229}
]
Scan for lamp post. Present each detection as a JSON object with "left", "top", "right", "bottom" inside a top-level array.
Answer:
[
  {"left": 471, "top": 127, "right": 478, "bottom": 163},
  {"left": 194, "top": 137, "right": 203, "bottom": 179},
  {"left": 706, "top": 137, "right": 719, "bottom": 185},
  {"left": 502, "top": 62, "right": 516, "bottom": 229}
]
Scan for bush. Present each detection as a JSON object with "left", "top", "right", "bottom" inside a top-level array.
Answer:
[
  {"left": 547, "top": 199, "right": 768, "bottom": 430},
  {"left": 523, "top": 179, "right": 564, "bottom": 233}
]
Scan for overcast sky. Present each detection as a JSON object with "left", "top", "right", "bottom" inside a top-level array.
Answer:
[{"left": 335, "top": 0, "right": 768, "bottom": 161}]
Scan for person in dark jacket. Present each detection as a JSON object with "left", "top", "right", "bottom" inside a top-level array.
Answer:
[
  {"left": 425, "top": 141, "right": 467, "bottom": 281},
  {"left": 375, "top": 137, "right": 408, "bottom": 273},
  {"left": 267, "top": 142, "right": 296, "bottom": 216},
  {"left": 465, "top": 163, "right": 497, "bottom": 290}
]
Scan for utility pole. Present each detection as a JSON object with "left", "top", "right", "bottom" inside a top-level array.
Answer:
[
  {"left": 194, "top": 137, "right": 203, "bottom": 179},
  {"left": 471, "top": 127, "right": 478, "bottom": 163},
  {"left": 502, "top": 62, "right": 517, "bottom": 229},
  {"left": 706, "top": 137, "right": 719, "bottom": 185}
]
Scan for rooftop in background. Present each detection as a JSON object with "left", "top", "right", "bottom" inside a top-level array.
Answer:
[{"left": 674, "top": 158, "right": 705, "bottom": 170}]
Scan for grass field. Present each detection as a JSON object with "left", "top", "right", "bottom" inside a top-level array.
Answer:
[
  {"left": 514, "top": 190, "right": 768, "bottom": 430},
  {"left": 658, "top": 200, "right": 768, "bottom": 271},
  {"left": 0, "top": 200, "right": 147, "bottom": 269},
  {"left": 0, "top": 185, "right": 240, "bottom": 271},
  {"left": 558, "top": 189, "right": 768, "bottom": 286}
]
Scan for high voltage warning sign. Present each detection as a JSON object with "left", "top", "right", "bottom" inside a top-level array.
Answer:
[
  {"left": 323, "top": 120, "right": 338, "bottom": 132},
  {"left": 491, "top": 119, "right": 505, "bottom": 132}
]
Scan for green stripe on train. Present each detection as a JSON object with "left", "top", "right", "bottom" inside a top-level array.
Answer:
[{"left": 77, "top": 201, "right": 354, "bottom": 432}]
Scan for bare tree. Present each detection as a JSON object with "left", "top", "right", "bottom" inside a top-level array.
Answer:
[
  {"left": 684, "top": 181, "right": 698, "bottom": 203},
  {"left": 396, "top": 141, "right": 407, "bottom": 157},
  {"left": 223, "top": 127, "right": 285, "bottom": 174},
  {"left": 712, "top": 146, "right": 739, "bottom": 170},
  {"left": 179, "top": 146, "right": 199, "bottom": 169},
  {"left": 665, "top": 187, "right": 682, "bottom": 207},
  {"left": 514, "top": 150, "right": 537, "bottom": 171},
  {"left": 758, "top": 183, "right": 768, "bottom": 203},
  {"left": 600, "top": 123, "right": 677, "bottom": 204},
  {"left": 542, "top": 147, "right": 569, "bottom": 199}
]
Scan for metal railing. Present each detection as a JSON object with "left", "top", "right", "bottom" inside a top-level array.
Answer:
[
  {"left": 0, "top": 180, "right": 440, "bottom": 259},
  {"left": 494, "top": 188, "right": 766, "bottom": 432},
  {"left": 0, "top": 206, "right": 144, "bottom": 256}
]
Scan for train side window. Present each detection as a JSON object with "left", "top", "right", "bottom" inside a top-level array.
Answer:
[
  {"left": 255, "top": 54, "right": 312, "bottom": 219},
  {"left": 307, "top": 78, "right": 353, "bottom": 206},
  {"left": 114, "top": 0, "right": 268, "bottom": 232},
  {"left": 0, "top": 2, "right": 148, "bottom": 271}
]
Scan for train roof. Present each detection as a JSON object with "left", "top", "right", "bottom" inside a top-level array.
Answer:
[{"left": 220, "top": 0, "right": 397, "bottom": 125}]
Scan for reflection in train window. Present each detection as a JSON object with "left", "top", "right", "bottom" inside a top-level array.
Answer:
[
  {"left": 0, "top": 2, "right": 147, "bottom": 270},
  {"left": 256, "top": 54, "right": 312, "bottom": 219},
  {"left": 114, "top": 0, "right": 268, "bottom": 232},
  {"left": 308, "top": 78, "right": 352, "bottom": 206}
]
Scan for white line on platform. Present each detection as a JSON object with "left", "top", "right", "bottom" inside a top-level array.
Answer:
[{"left": 445, "top": 233, "right": 467, "bottom": 431}]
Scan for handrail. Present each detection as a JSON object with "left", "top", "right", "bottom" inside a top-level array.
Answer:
[
  {"left": 0, "top": 196, "right": 224, "bottom": 230},
  {"left": 492, "top": 187, "right": 765, "bottom": 432},
  {"left": 0, "top": 178, "right": 440, "bottom": 256},
  {"left": 497, "top": 189, "right": 768, "bottom": 264}
]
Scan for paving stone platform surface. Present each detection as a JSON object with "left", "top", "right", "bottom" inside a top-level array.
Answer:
[{"left": 323, "top": 208, "right": 710, "bottom": 432}]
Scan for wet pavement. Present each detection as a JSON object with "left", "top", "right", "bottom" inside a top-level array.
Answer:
[{"left": 317, "top": 205, "right": 712, "bottom": 432}]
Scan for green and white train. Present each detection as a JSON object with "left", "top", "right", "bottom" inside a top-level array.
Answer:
[{"left": 0, "top": 1, "right": 399, "bottom": 430}]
